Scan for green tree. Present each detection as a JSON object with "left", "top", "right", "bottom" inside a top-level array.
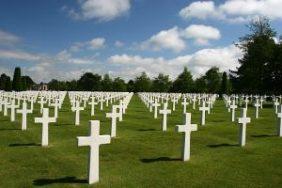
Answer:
[
  {"left": 12, "top": 67, "right": 22, "bottom": 91},
  {"left": 134, "top": 72, "right": 151, "bottom": 92},
  {"left": 66, "top": 80, "right": 77, "bottom": 91},
  {"left": 194, "top": 76, "right": 206, "bottom": 93},
  {"left": 172, "top": 67, "right": 194, "bottom": 93},
  {"left": 21, "top": 76, "right": 34, "bottom": 90},
  {"left": 113, "top": 77, "right": 127, "bottom": 91},
  {"left": 101, "top": 74, "right": 113, "bottom": 91},
  {"left": 127, "top": 80, "right": 135, "bottom": 92},
  {"left": 231, "top": 17, "right": 277, "bottom": 94},
  {"left": 219, "top": 72, "right": 232, "bottom": 97},
  {"left": 0, "top": 74, "right": 12, "bottom": 91},
  {"left": 78, "top": 72, "right": 101, "bottom": 91},
  {"left": 204, "top": 67, "right": 222, "bottom": 93},
  {"left": 152, "top": 73, "right": 171, "bottom": 92}
]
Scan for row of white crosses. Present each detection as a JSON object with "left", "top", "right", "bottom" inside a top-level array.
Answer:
[
  {"left": 140, "top": 93, "right": 200, "bottom": 161},
  {"left": 139, "top": 93, "right": 217, "bottom": 162},
  {"left": 224, "top": 94, "right": 282, "bottom": 140},
  {"left": 75, "top": 92, "right": 133, "bottom": 184},
  {"left": 3, "top": 90, "right": 133, "bottom": 185},
  {"left": 140, "top": 93, "right": 216, "bottom": 127}
]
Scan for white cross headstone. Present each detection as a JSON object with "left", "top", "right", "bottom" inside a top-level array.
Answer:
[
  {"left": 192, "top": 97, "right": 196, "bottom": 110},
  {"left": 3, "top": 98, "right": 8, "bottom": 116},
  {"left": 118, "top": 100, "right": 123, "bottom": 121},
  {"left": 152, "top": 100, "right": 160, "bottom": 119},
  {"left": 35, "top": 108, "right": 56, "bottom": 146},
  {"left": 159, "top": 103, "right": 171, "bottom": 131},
  {"left": 89, "top": 97, "right": 98, "bottom": 116},
  {"left": 274, "top": 99, "right": 279, "bottom": 114},
  {"left": 238, "top": 108, "right": 251, "bottom": 147},
  {"left": 199, "top": 101, "right": 209, "bottom": 125},
  {"left": 77, "top": 120, "right": 111, "bottom": 184},
  {"left": 8, "top": 99, "right": 17, "bottom": 122},
  {"left": 254, "top": 99, "right": 261, "bottom": 119},
  {"left": 99, "top": 97, "right": 104, "bottom": 110},
  {"left": 277, "top": 105, "right": 282, "bottom": 137},
  {"left": 106, "top": 106, "right": 120, "bottom": 138},
  {"left": 71, "top": 101, "right": 84, "bottom": 126},
  {"left": 230, "top": 100, "right": 237, "bottom": 122},
  {"left": 38, "top": 97, "right": 46, "bottom": 114},
  {"left": 181, "top": 98, "right": 188, "bottom": 114},
  {"left": 51, "top": 99, "right": 60, "bottom": 119},
  {"left": 17, "top": 102, "right": 32, "bottom": 130},
  {"left": 176, "top": 113, "right": 197, "bottom": 161},
  {"left": 172, "top": 97, "right": 177, "bottom": 111}
]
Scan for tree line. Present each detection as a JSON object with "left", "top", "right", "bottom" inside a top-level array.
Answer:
[{"left": 0, "top": 18, "right": 281, "bottom": 94}]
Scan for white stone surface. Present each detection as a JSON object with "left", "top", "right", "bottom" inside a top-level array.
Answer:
[
  {"left": 176, "top": 113, "right": 197, "bottom": 161},
  {"left": 238, "top": 108, "right": 251, "bottom": 147},
  {"left": 77, "top": 120, "right": 111, "bottom": 184},
  {"left": 35, "top": 108, "right": 56, "bottom": 146}
]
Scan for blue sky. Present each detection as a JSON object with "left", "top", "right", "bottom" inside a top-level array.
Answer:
[{"left": 0, "top": 0, "right": 281, "bottom": 82}]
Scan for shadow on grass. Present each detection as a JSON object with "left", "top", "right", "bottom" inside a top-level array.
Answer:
[
  {"left": 140, "top": 157, "right": 181, "bottom": 163},
  {"left": 9, "top": 143, "right": 41, "bottom": 147},
  {"left": 138, "top": 128, "right": 156, "bottom": 132},
  {"left": 251, "top": 134, "right": 276, "bottom": 138},
  {"left": 0, "top": 128, "right": 19, "bottom": 131},
  {"left": 33, "top": 176, "right": 87, "bottom": 186},
  {"left": 53, "top": 123, "right": 73, "bottom": 126},
  {"left": 207, "top": 143, "right": 238, "bottom": 148}
]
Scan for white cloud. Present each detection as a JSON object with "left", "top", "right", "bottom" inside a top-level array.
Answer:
[
  {"left": 179, "top": 1, "right": 220, "bottom": 20},
  {"left": 0, "top": 29, "right": 20, "bottom": 45},
  {"left": 140, "top": 25, "right": 221, "bottom": 52},
  {"left": 108, "top": 45, "right": 242, "bottom": 79},
  {"left": 140, "top": 27, "right": 186, "bottom": 52},
  {"left": 56, "top": 50, "right": 95, "bottom": 65},
  {"left": 115, "top": 40, "right": 124, "bottom": 47},
  {"left": 182, "top": 25, "right": 221, "bottom": 45},
  {"left": 179, "top": 0, "right": 282, "bottom": 23},
  {"left": 88, "top": 37, "right": 105, "bottom": 49},
  {"left": 0, "top": 49, "right": 40, "bottom": 61},
  {"left": 69, "top": 37, "right": 106, "bottom": 52},
  {"left": 66, "top": 0, "right": 131, "bottom": 22}
]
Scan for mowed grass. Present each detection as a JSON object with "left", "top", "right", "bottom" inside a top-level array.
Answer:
[{"left": 0, "top": 95, "right": 281, "bottom": 188}]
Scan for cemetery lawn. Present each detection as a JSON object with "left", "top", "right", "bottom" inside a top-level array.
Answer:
[{"left": 0, "top": 95, "right": 282, "bottom": 188}]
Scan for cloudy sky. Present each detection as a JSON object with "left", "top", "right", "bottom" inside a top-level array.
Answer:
[{"left": 0, "top": 0, "right": 282, "bottom": 82}]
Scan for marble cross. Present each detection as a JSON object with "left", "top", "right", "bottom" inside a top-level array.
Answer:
[
  {"left": 118, "top": 100, "right": 123, "bottom": 121},
  {"left": 35, "top": 108, "right": 56, "bottom": 146},
  {"left": 77, "top": 120, "right": 111, "bottom": 184},
  {"left": 172, "top": 97, "right": 177, "bottom": 111},
  {"left": 176, "top": 113, "right": 197, "bottom": 161},
  {"left": 3, "top": 98, "right": 8, "bottom": 116},
  {"left": 238, "top": 108, "right": 251, "bottom": 147},
  {"left": 230, "top": 100, "right": 237, "bottom": 122},
  {"left": 9, "top": 99, "right": 17, "bottom": 122},
  {"left": 152, "top": 100, "right": 160, "bottom": 119},
  {"left": 71, "top": 100, "right": 84, "bottom": 126},
  {"left": 17, "top": 101, "right": 32, "bottom": 130},
  {"left": 199, "top": 101, "right": 209, "bottom": 125},
  {"left": 254, "top": 99, "right": 261, "bottom": 119},
  {"left": 192, "top": 97, "right": 196, "bottom": 110},
  {"left": 51, "top": 99, "right": 60, "bottom": 119},
  {"left": 159, "top": 103, "right": 171, "bottom": 131},
  {"left": 38, "top": 97, "right": 46, "bottom": 114},
  {"left": 106, "top": 105, "right": 120, "bottom": 138},
  {"left": 277, "top": 105, "right": 282, "bottom": 137},
  {"left": 181, "top": 98, "right": 188, "bottom": 114},
  {"left": 89, "top": 97, "right": 98, "bottom": 116},
  {"left": 274, "top": 99, "right": 279, "bottom": 114},
  {"left": 99, "top": 97, "right": 104, "bottom": 110}
]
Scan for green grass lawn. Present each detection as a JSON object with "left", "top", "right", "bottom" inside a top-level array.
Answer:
[{"left": 0, "top": 95, "right": 281, "bottom": 188}]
